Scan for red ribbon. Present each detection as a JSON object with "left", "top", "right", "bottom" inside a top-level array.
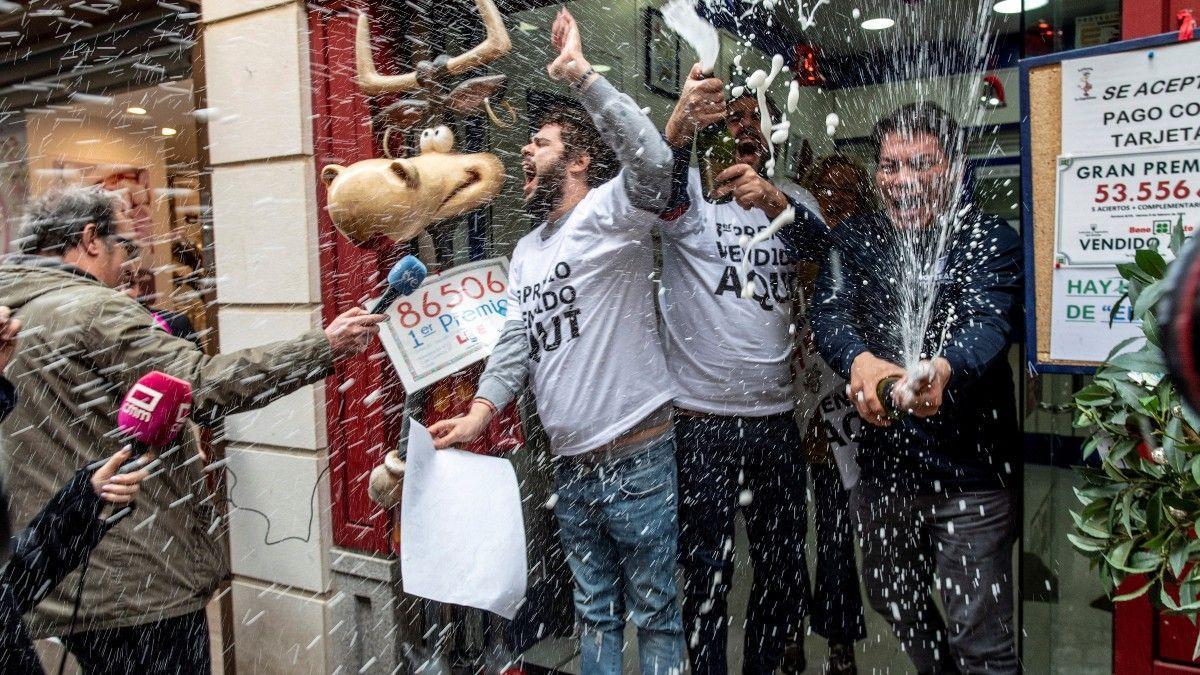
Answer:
[{"left": 1180, "top": 9, "right": 1196, "bottom": 42}]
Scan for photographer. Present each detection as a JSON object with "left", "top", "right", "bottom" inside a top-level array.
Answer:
[{"left": 0, "top": 187, "right": 384, "bottom": 672}]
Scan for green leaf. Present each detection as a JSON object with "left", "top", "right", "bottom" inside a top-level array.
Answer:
[
  {"left": 1136, "top": 249, "right": 1168, "bottom": 279},
  {"left": 1114, "top": 578, "right": 1154, "bottom": 602},
  {"left": 1110, "top": 293, "right": 1130, "bottom": 328},
  {"left": 1171, "top": 542, "right": 1190, "bottom": 578},
  {"left": 1106, "top": 539, "right": 1135, "bottom": 569},
  {"left": 1108, "top": 350, "right": 1167, "bottom": 374},
  {"left": 1163, "top": 584, "right": 1182, "bottom": 612},
  {"left": 1076, "top": 384, "right": 1115, "bottom": 406},
  {"left": 1130, "top": 550, "right": 1164, "bottom": 573},
  {"left": 1117, "top": 262, "right": 1153, "bottom": 284},
  {"left": 1134, "top": 280, "right": 1169, "bottom": 319},
  {"left": 1171, "top": 215, "right": 1186, "bottom": 256},
  {"left": 1114, "top": 380, "right": 1150, "bottom": 411},
  {"left": 1068, "top": 532, "right": 1107, "bottom": 553},
  {"left": 1144, "top": 310, "right": 1162, "bottom": 348},
  {"left": 1105, "top": 336, "right": 1145, "bottom": 361},
  {"left": 1166, "top": 416, "right": 1185, "bottom": 454}
]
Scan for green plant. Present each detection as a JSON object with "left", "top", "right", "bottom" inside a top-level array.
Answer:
[{"left": 1071, "top": 223, "right": 1200, "bottom": 634}]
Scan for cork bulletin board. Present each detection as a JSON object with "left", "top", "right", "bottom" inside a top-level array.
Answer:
[{"left": 1019, "top": 32, "right": 1187, "bottom": 374}]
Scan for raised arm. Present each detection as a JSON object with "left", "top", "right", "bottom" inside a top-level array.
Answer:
[
  {"left": 661, "top": 64, "right": 726, "bottom": 219},
  {"left": 547, "top": 9, "right": 673, "bottom": 212},
  {"left": 777, "top": 182, "right": 830, "bottom": 263}
]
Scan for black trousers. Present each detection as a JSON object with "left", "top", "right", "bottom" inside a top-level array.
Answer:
[
  {"left": 675, "top": 411, "right": 810, "bottom": 675},
  {"left": 809, "top": 463, "right": 866, "bottom": 644},
  {"left": 63, "top": 609, "right": 210, "bottom": 675}
]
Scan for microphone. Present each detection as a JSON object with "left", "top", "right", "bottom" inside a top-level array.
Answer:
[
  {"left": 369, "top": 255, "right": 427, "bottom": 315},
  {"left": 117, "top": 371, "right": 194, "bottom": 456}
]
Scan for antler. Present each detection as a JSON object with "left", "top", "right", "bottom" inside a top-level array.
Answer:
[{"left": 356, "top": 0, "right": 512, "bottom": 96}]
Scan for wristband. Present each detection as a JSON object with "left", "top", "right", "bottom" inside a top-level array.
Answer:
[
  {"left": 472, "top": 397, "right": 498, "bottom": 416},
  {"left": 573, "top": 67, "right": 596, "bottom": 91}
]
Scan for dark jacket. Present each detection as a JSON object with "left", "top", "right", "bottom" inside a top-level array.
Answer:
[
  {"left": 811, "top": 209, "right": 1023, "bottom": 492},
  {"left": 0, "top": 379, "right": 110, "bottom": 673}
]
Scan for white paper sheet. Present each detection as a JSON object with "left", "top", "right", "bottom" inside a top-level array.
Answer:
[{"left": 400, "top": 419, "right": 528, "bottom": 619}]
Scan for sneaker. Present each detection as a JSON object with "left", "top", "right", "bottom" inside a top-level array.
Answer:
[
  {"left": 827, "top": 641, "right": 857, "bottom": 674},
  {"left": 780, "top": 640, "right": 806, "bottom": 674}
]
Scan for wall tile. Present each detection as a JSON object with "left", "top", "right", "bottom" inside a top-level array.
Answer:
[
  {"left": 231, "top": 579, "right": 331, "bottom": 674},
  {"left": 227, "top": 447, "right": 332, "bottom": 592},
  {"left": 211, "top": 158, "right": 320, "bottom": 304},
  {"left": 202, "top": 0, "right": 294, "bottom": 24},
  {"left": 203, "top": 3, "right": 312, "bottom": 164}
]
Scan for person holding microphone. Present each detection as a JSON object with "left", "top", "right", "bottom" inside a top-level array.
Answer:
[
  {"left": 0, "top": 306, "right": 155, "bottom": 672},
  {"left": 0, "top": 186, "right": 385, "bottom": 672}
]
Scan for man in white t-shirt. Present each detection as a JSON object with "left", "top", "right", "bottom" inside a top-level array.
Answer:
[
  {"left": 427, "top": 10, "right": 682, "bottom": 673},
  {"left": 657, "top": 66, "right": 831, "bottom": 674}
]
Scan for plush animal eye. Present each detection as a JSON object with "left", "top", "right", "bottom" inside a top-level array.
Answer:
[
  {"left": 418, "top": 128, "right": 436, "bottom": 153},
  {"left": 420, "top": 126, "right": 454, "bottom": 153}
]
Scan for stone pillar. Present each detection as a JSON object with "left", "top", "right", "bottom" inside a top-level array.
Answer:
[{"left": 200, "top": 2, "right": 335, "bottom": 672}]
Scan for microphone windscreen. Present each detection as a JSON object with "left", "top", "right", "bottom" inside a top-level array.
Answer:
[
  {"left": 387, "top": 255, "right": 427, "bottom": 297},
  {"left": 117, "top": 371, "right": 194, "bottom": 448}
]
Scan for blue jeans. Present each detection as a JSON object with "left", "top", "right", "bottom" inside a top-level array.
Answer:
[{"left": 553, "top": 438, "right": 685, "bottom": 675}]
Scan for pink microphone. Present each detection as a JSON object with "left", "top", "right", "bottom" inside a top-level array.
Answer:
[{"left": 117, "top": 371, "right": 194, "bottom": 455}]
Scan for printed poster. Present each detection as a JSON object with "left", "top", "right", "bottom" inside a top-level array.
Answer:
[
  {"left": 1060, "top": 39, "right": 1200, "bottom": 155},
  {"left": 376, "top": 257, "right": 511, "bottom": 393}
]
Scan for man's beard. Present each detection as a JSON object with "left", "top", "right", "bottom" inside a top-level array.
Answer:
[{"left": 523, "top": 158, "right": 569, "bottom": 224}]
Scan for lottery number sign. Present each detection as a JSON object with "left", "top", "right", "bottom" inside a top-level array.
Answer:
[{"left": 375, "top": 257, "right": 511, "bottom": 393}]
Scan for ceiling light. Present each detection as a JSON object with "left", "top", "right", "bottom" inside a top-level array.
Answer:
[
  {"left": 160, "top": 127, "right": 177, "bottom": 136},
  {"left": 860, "top": 17, "right": 894, "bottom": 30},
  {"left": 992, "top": 0, "right": 1049, "bottom": 14},
  {"left": 592, "top": 64, "right": 612, "bottom": 73},
  {"left": 126, "top": 106, "right": 147, "bottom": 115}
]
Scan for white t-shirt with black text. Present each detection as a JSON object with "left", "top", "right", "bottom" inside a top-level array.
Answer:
[
  {"left": 508, "top": 175, "right": 674, "bottom": 456},
  {"left": 658, "top": 168, "right": 799, "bottom": 416}
]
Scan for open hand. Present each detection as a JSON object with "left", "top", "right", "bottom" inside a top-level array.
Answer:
[
  {"left": 849, "top": 351, "right": 906, "bottom": 427},
  {"left": 426, "top": 400, "right": 494, "bottom": 449},
  {"left": 91, "top": 447, "right": 154, "bottom": 507},
  {"left": 665, "top": 64, "right": 725, "bottom": 147},
  {"left": 547, "top": 8, "right": 592, "bottom": 83},
  {"left": 712, "top": 164, "right": 790, "bottom": 218},
  {"left": 325, "top": 308, "right": 387, "bottom": 361},
  {"left": 0, "top": 306, "right": 20, "bottom": 372}
]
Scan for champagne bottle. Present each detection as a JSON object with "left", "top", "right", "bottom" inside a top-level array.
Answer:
[
  {"left": 876, "top": 375, "right": 907, "bottom": 421},
  {"left": 696, "top": 121, "right": 736, "bottom": 204}
]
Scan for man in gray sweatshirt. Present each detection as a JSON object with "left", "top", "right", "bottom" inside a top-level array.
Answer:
[{"left": 427, "top": 9, "right": 681, "bottom": 674}]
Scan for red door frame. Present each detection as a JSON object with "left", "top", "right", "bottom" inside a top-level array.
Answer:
[
  {"left": 309, "top": 1, "right": 407, "bottom": 555},
  {"left": 1123, "top": 0, "right": 1194, "bottom": 42}
]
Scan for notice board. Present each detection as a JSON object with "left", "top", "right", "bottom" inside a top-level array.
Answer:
[{"left": 1020, "top": 32, "right": 1200, "bottom": 373}]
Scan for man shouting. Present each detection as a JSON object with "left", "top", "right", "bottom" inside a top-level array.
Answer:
[{"left": 428, "top": 10, "right": 683, "bottom": 674}]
